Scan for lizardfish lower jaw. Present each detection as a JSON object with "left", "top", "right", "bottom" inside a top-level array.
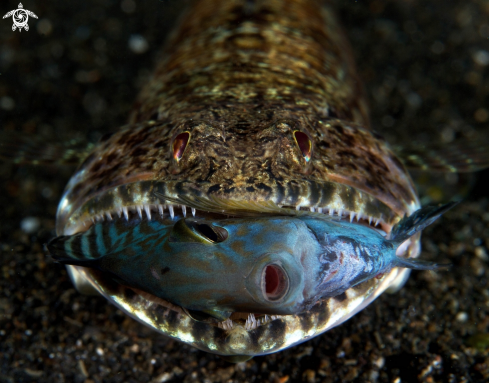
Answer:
[{"left": 56, "top": 179, "right": 412, "bottom": 356}]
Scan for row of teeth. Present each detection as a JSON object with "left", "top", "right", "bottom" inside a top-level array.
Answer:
[
  {"left": 90, "top": 203, "right": 196, "bottom": 223},
  {"left": 137, "top": 287, "right": 282, "bottom": 332},
  {"left": 297, "top": 205, "right": 382, "bottom": 226},
  {"left": 217, "top": 313, "right": 282, "bottom": 331},
  {"left": 89, "top": 203, "right": 383, "bottom": 227}
]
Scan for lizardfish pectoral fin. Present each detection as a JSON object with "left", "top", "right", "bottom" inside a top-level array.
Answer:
[
  {"left": 395, "top": 135, "right": 489, "bottom": 173},
  {"left": 0, "top": 130, "right": 94, "bottom": 166}
]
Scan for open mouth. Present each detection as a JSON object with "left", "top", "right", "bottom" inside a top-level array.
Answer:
[{"left": 60, "top": 180, "right": 400, "bottom": 332}]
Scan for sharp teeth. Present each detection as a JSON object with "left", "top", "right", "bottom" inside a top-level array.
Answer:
[
  {"left": 219, "top": 318, "right": 234, "bottom": 330},
  {"left": 168, "top": 205, "right": 175, "bottom": 219},
  {"left": 144, "top": 205, "right": 152, "bottom": 220},
  {"left": 337, "top": 209, "right": 343, "bottom": 217},
  {"left": 158, "top": 205, "right": 164, "bottom": 217},
  {"left": 296, "top": 205, "right": 301, "bottom": 211},
  {"left": 368, "top": 216, "right": 373, "bottom": 225},
  {"left": 123, "top": 207, "right": 129, "bottom": 221},
  {"left": 350, "top": 212, "right": 355, "bottom": 223},
  {"left": 318, "top": 207, "right": 323, "bottom": 213},
  {"left": 374, "top": 218, "right": 380, "bottom": 227},
  {"left": 181, "top": 205, "right": 186, "bottom": 217},
  {"left": 136, "top": 205, "right": 143, "bottom": 219},
  {"left": 117, "top": 209, "right": 123, "bottom": 218},
  {"left": 245, "top": 313, "right": 257, "bottom": 331},
  {"left": 106, "top": 212, "right": 112, "bottom": 220},
  {"left": 191, "top": 207, "right": 196, "bottom": 217},
  {"left": 310, "top": 207, "right": 315, "bottom": 212},
  {"left": 329, "top": 209, "right": 335, "bottom": 216}
]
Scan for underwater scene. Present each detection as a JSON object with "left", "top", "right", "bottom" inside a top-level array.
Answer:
[{"left": 1, "top": 0, "right": 489, "bottom": 382}]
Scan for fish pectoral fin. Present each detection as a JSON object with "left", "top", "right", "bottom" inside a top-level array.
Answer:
[
  {"left": 0, "top": 130, "right": 94, "bottom": 166},
  {"left": 394, "top": 256, "right": 451, "bottom": 271},
  {"left": 395, "top": 136, "right": 489, "bottom": 173},
  {"left": 183, "top": 307, "right": 232, "bottom": 323}
]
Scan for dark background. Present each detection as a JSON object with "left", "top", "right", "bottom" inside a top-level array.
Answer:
[{"left": 1, "top": 0, "right": 489, "bottom": 382}]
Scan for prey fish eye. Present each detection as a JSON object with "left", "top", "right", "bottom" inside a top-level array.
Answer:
[
  {"left": 170, "top": 218, "right": 228, "bottom": 244},
  {"left": 4, "top": 0, "right": 489, "bottom": 362}
]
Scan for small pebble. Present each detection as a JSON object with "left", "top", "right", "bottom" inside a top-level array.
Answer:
[
  {"left": 20, "top": 217, "right": 41, "bottom": 234},
  {"left": 129, "top": 34, "right": 149, "bottom": 54},
  {"left": 455, "top": 312, "right": 468, "bottom": 322},
  {"left": 473, "top": 50, "right": 489, "bottom": 66}
]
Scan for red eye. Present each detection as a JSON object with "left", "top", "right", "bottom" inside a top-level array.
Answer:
[
  {"left": 173, "top": 132, "right": 190, "bottom": 161},
  {"left": 293, "top": 131, "right": 312, "bottom": 162}
]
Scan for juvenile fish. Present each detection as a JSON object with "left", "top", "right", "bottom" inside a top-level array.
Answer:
[{"left": 48, "top": 203, "right": 454, "bottom": 320}]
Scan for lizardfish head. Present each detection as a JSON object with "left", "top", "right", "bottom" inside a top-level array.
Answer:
[{"left": 55, "top": 117, "right": 421, "bottom": 358}]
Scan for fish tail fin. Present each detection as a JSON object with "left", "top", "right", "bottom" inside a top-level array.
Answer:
[
  {"left": 0, "top": 131, "right": 93, "bottom": 166},
  {"left": 393, "top": 256, "right": 451, "bottom": 271},
  {"left": 389, "top": 201, "right": 459, "bottom": 244}
]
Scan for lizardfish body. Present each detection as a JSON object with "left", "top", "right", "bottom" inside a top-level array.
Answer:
[
  {"left": 49, "top": 204, "right": 453, "bottom": 320},
  {"left": 45, "top": 0, "right": 454, "bottom": 358}
]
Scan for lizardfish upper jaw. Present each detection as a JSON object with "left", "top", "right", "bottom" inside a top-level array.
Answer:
[{"left": 58, "top": 179, "right": 400, "bottom": 236}]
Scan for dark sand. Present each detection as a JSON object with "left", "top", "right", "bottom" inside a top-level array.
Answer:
[{"left": 1, "top": 0, "right": 489, "bottom": 382}]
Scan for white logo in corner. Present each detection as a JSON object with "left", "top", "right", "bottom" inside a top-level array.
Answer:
[{"left": 3, "top": 3, "right": 38, "bottom": 32}]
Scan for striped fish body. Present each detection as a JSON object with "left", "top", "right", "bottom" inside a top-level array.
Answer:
[{"left": 52, "top": 0, "right": 427, "bottom": 357}]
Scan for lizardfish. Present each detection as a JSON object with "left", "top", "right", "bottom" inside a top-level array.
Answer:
[
  {"left": 48, "top": 203, "right": 454, "bottom": 321},
  {"left": 3, "top": 0, "right": 488, "bottom": 360}
]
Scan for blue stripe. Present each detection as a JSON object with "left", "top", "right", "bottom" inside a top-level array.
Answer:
[
  {"left": 95, "top": 223, "right": 107, "bottom": 255},
  {"left": 81, "top": 234, "right": 92, "bottom": 259}
]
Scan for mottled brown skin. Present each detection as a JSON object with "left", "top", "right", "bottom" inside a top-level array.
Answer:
[{"left": 59, "top": 0, "right": 418, "bottom": 229}]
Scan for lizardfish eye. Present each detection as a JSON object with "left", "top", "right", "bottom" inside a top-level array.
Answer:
[
  {"left": 293, "top": 130, "right": 312, "bottom": 162},
  {"left": 169, "top": 218, "right": 228, "bottom": 244},
  {"left": 261, "top": 263, "right": 289, "bottom": 301},
  {"left": 172, "top": 131, "right": 190, "bottom": 161}
]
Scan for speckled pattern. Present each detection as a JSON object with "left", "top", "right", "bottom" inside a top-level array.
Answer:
[{"left": 1, "top": 0, "right": 489, "bottom": 382}]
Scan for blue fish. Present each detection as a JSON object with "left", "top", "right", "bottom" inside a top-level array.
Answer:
[{"left": 48, "top": 202, "right": 455, "bottom": 321}]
